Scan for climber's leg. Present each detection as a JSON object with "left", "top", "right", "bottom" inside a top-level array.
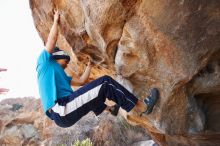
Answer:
[
  {"left": 47, "top": 75, "right": 159, "bottom": 128},
  {"left": 96, "top": 75, "right": 139, "bottom": 112},
  {"left": 94, "top": 76, "right": 159, "bottom": 115}
]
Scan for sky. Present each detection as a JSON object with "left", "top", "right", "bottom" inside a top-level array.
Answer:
[{"left": 0, "top": 0, "right": 43, "bottom": 100}]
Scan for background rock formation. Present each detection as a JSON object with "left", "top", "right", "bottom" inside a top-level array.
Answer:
[{"left": 29, "top": 0, "right": 220, "bottom": 145}]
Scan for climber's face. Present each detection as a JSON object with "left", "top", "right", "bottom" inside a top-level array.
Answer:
[{"left": 57, "top": 59, "right": 69, "bottom": 69}]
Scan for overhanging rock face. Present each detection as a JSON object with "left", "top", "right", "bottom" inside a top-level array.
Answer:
[{"left": 29, "top": 0, "right": 220, "bottom": 145}]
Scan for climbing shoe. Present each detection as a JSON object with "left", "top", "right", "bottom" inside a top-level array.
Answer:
[
  {"left": 141, "top": 88, "right": 159, "bottom": 115},
  {"left": 109, "top": 104, "right": 120, "bottom": 116}
]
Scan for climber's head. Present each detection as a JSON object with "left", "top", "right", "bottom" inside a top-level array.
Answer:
[{"left": 52, "top": 47, "right": 70, "bottom": 68}]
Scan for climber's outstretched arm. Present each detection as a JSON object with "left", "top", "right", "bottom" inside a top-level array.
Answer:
[
  {"left": 45, "top": 11, "right": 60, "bottom": 53},
  {"left": 0, "top": 88, "right": 9, "bottom": 94},
  {"left": 71, "top": 61, "right": 92, "bottom": 86},
  {"left": 0, "top": 68, "right": 7, "bottom": 72}
]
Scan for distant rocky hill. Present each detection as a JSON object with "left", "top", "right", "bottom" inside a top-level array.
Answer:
[{"left": 0, "top": 97, "right": 155, "bottom": 146}]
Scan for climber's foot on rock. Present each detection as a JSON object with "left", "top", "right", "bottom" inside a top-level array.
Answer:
[
  {"left": 141, "top": 88, "right": 159, "bottom": 116},
  {"left": 106, "top": 105, "right": 120, "bottom": 116}
]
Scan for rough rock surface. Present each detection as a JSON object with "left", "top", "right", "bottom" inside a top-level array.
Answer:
[
  {"left": 0, "top": 98, "right": 150, "bottom": 146},
  {"left": 29, "top": 0, "right": 220, "bottom": 145}
]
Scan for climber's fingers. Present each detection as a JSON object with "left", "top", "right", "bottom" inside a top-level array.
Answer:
[
  {"left": 0, "top": 88, "right": 9, "bottom": 94},
  {"left": 0, "top": 68, "right": 7, "bottom": 72}
]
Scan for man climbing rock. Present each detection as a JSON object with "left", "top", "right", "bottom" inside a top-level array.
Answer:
[{"left": 36, "top": 11, "right": 159, "bottom": 128}]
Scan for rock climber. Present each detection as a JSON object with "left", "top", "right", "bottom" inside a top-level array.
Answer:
[{"left": 36, "top": 11, "right": 159, "bottom": 128}]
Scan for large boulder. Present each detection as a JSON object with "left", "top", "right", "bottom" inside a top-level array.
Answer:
[{"left": 29, "top": 0, "right": 220, "bottom": 145}]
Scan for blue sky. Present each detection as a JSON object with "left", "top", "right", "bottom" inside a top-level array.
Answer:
[{"left": 0, "top": 0, "right": 43, "bottom": 100}]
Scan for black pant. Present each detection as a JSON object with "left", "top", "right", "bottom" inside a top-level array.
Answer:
[{"left": 47, "top": 75, "right": 138, "bottom": 128}]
